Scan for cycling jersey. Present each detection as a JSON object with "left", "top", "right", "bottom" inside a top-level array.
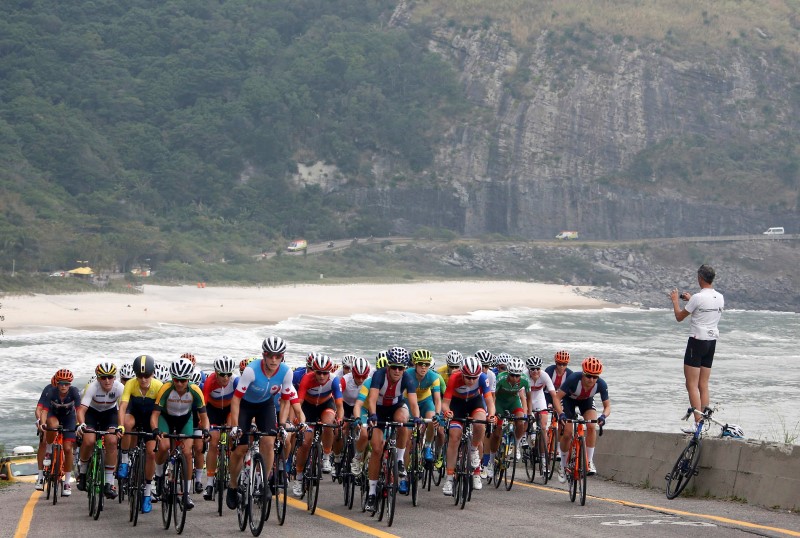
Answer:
[
  {"left": 482, "top": 368, "right": 497, "bottom": 392},
  {"left": 558, "top": 372, "right": 609, "bottom": 402},
  {"left": 202, "top": 372, "right": 240, "bottom": 409},
  {"left": 544, "top": 365, "right": 573, "bottom": 390},
  {"left": 444, "top": 371, "right": 491, "bottom": 401},
  {"left": 81, "top": 379, "right": 125, "bottom": 412},
  {"left": 155, "top": 381, "right": 206, "bottom": 417},
  {"left": 436, "top": 364, "right": 457, "bottom": 387},
  {"left": 494, "top": 371, "right": 529, "bottom": 413},
  {"left": 414, "top": 369, "right": 442, "bottom": 401},
  {"left": 235, "top": 360, "right": 294, "bottom": 404},
  {"left": 120, "top": 378, "right": 163, "bottom": 407},
  {"left": 369, "top": 368, "right": 418, "bottom": 407},
  {"left": 292, "top": 366, "right": 307, "bottom": 389},
  {"left": 297, "top": 371, "right": 343, "bottom": 406},
  {"left": 340, "top": 372, "right": 372, "bottom": 407},
  {"left": 38, "top": 385, "right": 82, "bottom": 415}
]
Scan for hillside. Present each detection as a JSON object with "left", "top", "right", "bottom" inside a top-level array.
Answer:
[{"left": 1, "top": 0, "right": 799, "bottom": 281}]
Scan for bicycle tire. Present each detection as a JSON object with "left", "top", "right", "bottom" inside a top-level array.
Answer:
[
  {"left": 537, "top": 427, "right": 549, "bottom": 483},
  {"left": 665, "top": 439, "right": 702, "bottom": 499},
  {"left": 460, "top": 441, "right": 471, "bottom": 510},
  {"left": 90, "top": 447, "right": 104, "bottom": 520},
  {"left": 360, "top": 455, "right": 370, "bottom": 513},
  {"left": 548, "top": 424, "right": 559, "bottom": 480},
  {"left": 132, "top": 448, "right": 144, "bottom": 526},
  {"left": 578, "top": 436, "right": 587, "bottom": 506},
  {"left": 341, "top": 440, "right": 353, "bottom": 506},
  {"left": 541, "top": 429, "right": 552, "bottom": 484},
  {"left": 453, "top": 441, "right": 464, "bottom": 507},
  {"left": 505, "top": 432, "right": 517, "bottom": 491},
  {"left": 386, "top": 449, "right": 399, "bottom": 527},
  {"left": 237, "top": 460, "right": 250, "bottom": 532},
  {"left": 307, "top": 442, "right": 321, "bottom": 514},
  {"left": 248, "top": 452, "right": 268, "bottom": 536},
  {"left": 568, "top": 444, "right": 578, "bottom": 503},
  {"left": 117, "top": 455, "right": 126, "bottom": 504},
  {"left": 274, "top": 447, "right": 288, "bottom": 525},
  {"left": 410, "top": 437, "right": 420, "bottom": 506},
  {"left": 376, "top": 455, "right": 386, "bottom": 521},
  {"left": 162, "top": 461, "right": 173, "bottom": 529},
  {"left": 216, "top": 444, "right": 228, "bottom": 517},
  {"left": 493, "top": 434, "right": 505, "bottom": 489},
  {"left": 173, "top": 453, "right": 188, "bottom": 534},
  {"left": 433, "top": 434, "right": 446, "bottom": 487}
]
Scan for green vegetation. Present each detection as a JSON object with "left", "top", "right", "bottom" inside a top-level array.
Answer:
[{"left": 0, "top": 0, "right": 466, "bottom": 276}]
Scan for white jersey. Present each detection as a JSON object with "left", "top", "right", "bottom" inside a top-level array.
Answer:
[
  {"left": 340, "top": 372, "right": 372, "bottom": 407},
  {"left": 529, "top": 370, "right": 555, "bottom": 393},
  {"left": 81, "top": 380, "right": 124, "bottom": 412},
  {"left": 686, "top": 288, "right": 724, "bottom": 340},
  {"left": 483, "top": 369, "right": 497, "bottom": 392}
]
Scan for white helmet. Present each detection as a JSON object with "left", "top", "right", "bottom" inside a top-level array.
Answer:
[
  {"left": 506, "top": 357, "right": 526, "bottom": 376},
  {"left": 342, "top": 354, "right": 357, "bottom": 368},
  {"left": 461, "top": 356, "right": 482, "bottom": 377},
  {"left": 119, "top": 363, "right": 135, "bottom": 380},
  {"left": 214, "top": 355, "right": 236, "bottom": 375},
  {"left": 445, "top": 350, "right": 463, "bottom": 367},
  {"left": 190, "top": 370, "right": 203, "bottom": 384},
  {"left": 351, "top": 357, "right": 370, "bottom": 377},
  {"left": 170, "top": 358, "right": 194, "bottom": 380},
  {"left": 722, "top": 424, "right": 744, "bottom": 438}
]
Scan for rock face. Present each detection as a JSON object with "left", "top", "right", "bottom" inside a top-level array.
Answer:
[{"left": 356, "top": 14, "right": 800, "bottom": 240}]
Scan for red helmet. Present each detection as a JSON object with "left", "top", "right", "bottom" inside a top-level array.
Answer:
[
  {"left": 180, "top": 352, "right": 197, "bottom": 365},
  {"left": 554, "top": 350, "right": 570, "bottom": 365},
  {"left": 54, "top": 368, "right": 74, "bottom": 385},
  {"left": 581, "top": 357, "right": 603, "bottom": 376},
  {"left": 312, "top": 354, "right": 334, "bottom": 372}
]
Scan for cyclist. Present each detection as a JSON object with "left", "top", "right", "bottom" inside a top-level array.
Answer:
[
  {"left": 120, "top": 363, "right": 135, "bottom": 385},
  {"left": 293, "top": 352, "right": 316, "bottom": 389},
  {"left": 35, "top": 369, "right": 80, "bottom": 495},
  {"left": 117, "top": 354, "right": 163, "bottom": 513},
  {"left": 545, "top": 350, "right": 573, "bottom": 403},
  {"left": 410, "top": 349, "right": 442, "bottom": 463},
  {"left": 226, "top": 336, "right": 295, "bottom": 510},
  {"left": 335, "top": 354, "right": 356, "bottom": 383},
  {"left": 475, "top": 350, "right": 496, "bottom": 474},
  {"left": 76, "top": 361, "right": 125, "bottom": 499},
  {"left": 292, "top": 354, "right": 344, "bottom": 495},
  {"left": 201, "top": 355, "right": 239, "bottom": 501},
  {"left": 526, "top": 355, "right": 564, "bottom": 464},
  {"left": 151, "top": 358, "right": 210, "bottom": 510},
  {"left": 555, "top": 356, "right": 610, "bottom": 480},
  {"left": 363, "top": 347, "right": 421, "bottom": 512},
  {"left": 487, "top": 357, "right": 529, "bottom": 479},
  {"left": 495, "top": 352, "right": 512, "bottom": 375},
  {"left": 441, "top": 356, "right": 496, "bottom": 495},
  {"left": 155, "top": 363, "right": 171, "bottom": 383},
  {"left": 342, "top": 357, "right": 372, "bottom": 475},
  {"left": 331, "top": 353, "right": 357, "bottom": 471}
]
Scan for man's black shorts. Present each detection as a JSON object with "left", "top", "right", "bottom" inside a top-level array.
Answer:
[{"left": 683, "top": 337, "right": 716, "bottom": 368}]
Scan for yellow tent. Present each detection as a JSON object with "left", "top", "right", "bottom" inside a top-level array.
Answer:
[{"left": 67, "top": 267, "right": 94, "bottom": 275}]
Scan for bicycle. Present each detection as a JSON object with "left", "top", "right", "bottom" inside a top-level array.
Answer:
[
  {"left": 563, "top": 418, "right": 601, "bottom": 506},
  {"left": 271, "top": 424, "right": 297, "bottom": 526},
  {"left": 665, "top": 407, "right": 737, "bottom": 499},
  {"left": 42, "top": 425, "right": 72, "bottom": 505},
  {"left": 81, "top": 427, "right": 108, "bottom": 520},
  {"left": 452, "top": 417, "right": 492, "bottom": 510},
  {"left": 236, "top": 428, "right": 271, "bottom": 536},
  {"left": 403, "top": 418, "right": 433, "bottom": 505},
  {"left": 521, "top": 410, "right": 551, "bottom": 484},
  {"left": 299, "top": 422, "right": 338, "bottom": 515},
  {"left": 366, "top": 420, "right": 406, "bottom": 527},
  {"left": 546, "top": 409, "right": 560, "bottom": 481},
  {"left": 160, "top": 432, "right": 204, "bottom": 534},
  {"left": 123, "top": 430, "right": 153, "bottom": 526},
  {"left": 337, "top": 417, "right": 360, "bottom": 509},
  {"left": 491, "top": 413, "right": 524, "bottom": 491},
  {"left": 431, "top": 423, "right": 448, "bottom": 487},
  {"left": 211, "top": 426, "right": 232, "bottom": 517}
]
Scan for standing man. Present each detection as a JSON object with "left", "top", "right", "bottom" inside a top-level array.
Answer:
[{"left": 670, "top": 264, "right": 724, "bottom": 431}]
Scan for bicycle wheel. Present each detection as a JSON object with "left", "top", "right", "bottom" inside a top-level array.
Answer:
[
  {"left": 90, "top": 448, "right": 104, "bottom": 520},
  {"left": 493, "top": 436, "right": 505, "bottom": 489},
  {"left": 410, "top": 437, "right": 420, "bottom": 506},
  {"left": 386, "top": 449, "right": 399, "bottom": 527},
  {"left": 568, "top": 445, "right": 578, "bottom": 503},
  {"left": 248, "top": 453, "right": 268, "bottom": 536},
  {"left": 173, "top": 453, "right": 188, "bottom": 534},
  {"left": 665, "top": 439, "right": 702, "bottom": 499},
  {"left": 453, "top": 442, "right": 465, "bottom": 506},
  {"left": 578, "top": 436, "right": 588, "bottom": 506},
  {"left": 128, "top": 449, "right": 141, "bottom": 525},
  {"left": 460, "top": 442, "right": 471, "bottom": 510},
  {"left": 537, "top": 428, "right": 549, "bottom": 483},
  {"left": 162, "top": 463, "right": 173, "bottom": 529},
  {"left": 505, "top": 433, "right": 517, "bottom": 491},
  {"left": 216, "top": 446, "right": 228, "bottom": 517},
  {"left": 341, "top": 441, "right": 353, "bottom": 506},
  {"left": 376, "top": 458, "right": 386, "bottom": 521},
  {"left": 237, "top": 465, "right": 250, "bottom": 532},
  {"left": 274, "top": 448, "right": 288, "bottom": 525},
  {"left": 541, "top": 430, "right": 552, "bottom": 484},
  {"left": 548, "top": 425, "right": 559, "bottom": 480},
  {"left": 306, "top": 443, "right": 321, "bottom": 514},
  {"left": 117, "top": 458, "right": 126, "bottom": 504},
  {"left": 360, "top": 459, "right": 370, "bottom": 513}
]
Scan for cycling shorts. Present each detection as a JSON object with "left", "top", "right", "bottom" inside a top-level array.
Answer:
[
  {"left": 418, "top": 396, "right": 436, "bottom": 416},
  {"left": 302, "top": 399, "right": 336, "bottom": 424},
  {"left": 47, "top": 411, "right": 77, "bottom": 441},
  {"left": 237, "top": 399, "right": 277, "bottom": 446},
  {"left": 561, "top": 397, "right": 595, "bottom": 420},
  {"left": 375, "top": 402, "right": 408, "bottom": 424},
  {"left": 158, "top": 412, "right": 193, "bottom": 437},
  {"left": 85, "top": 407, "right": 119, "bottom": 432},
  {"left": 684, "top": 337, "right": 716, "bottom": 368},
  {"left": 449, "top": 397, "right": 486, "bottom": 423},
  {"left": 206, "top": 405, "right": 230, "bottom": 428}
]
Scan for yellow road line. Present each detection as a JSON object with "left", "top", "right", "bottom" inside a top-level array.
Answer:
[
  {"left": 13, "top": 489, "right": 42, "bottom": 538},
  {"left": 286, "top": 497, "right": 400, "bottom": 538},
  {"left": 514, "top": 480, "right": 800, "bottom": 537}
]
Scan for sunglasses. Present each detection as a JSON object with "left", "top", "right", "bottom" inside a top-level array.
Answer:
[
  {"left": 416, "top": 363, "right": 431, "bottom": 367},
  {"left": 507, "top": 373, "right": 520, "bottom": 378},
  {"left": 314, "top": 370, "right": 330, "bottom": 375},
  {"left": 463, "top": 375, "right": 479, "bottom": 381},
  {"left": 528, "top": 368, "right": 540, "bottom": 372},
  {"left": 389, "top": 365, "right": 405, "bottom": 371},
  {"left": 263, "top": 352, "right": 284, "bottom": 358},
  {"left": 218, "top": 373, "right": 232, "bottom": 378},
  {"left": 173, "top": 378, "right": 189, "bottom": 383},
  {"left": 98, "top": 375, "right": 115, "bottom": 381},
  {"left": 584, "top": 374, "right": 599, "bottom": 379},
  {"left": 57, "top": 381, "right": 71, "bottom": 386}
]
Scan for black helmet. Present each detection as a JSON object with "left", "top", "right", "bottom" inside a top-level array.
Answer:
[{"left": 132, "top": 354, "right": 156, "bottom": 377}]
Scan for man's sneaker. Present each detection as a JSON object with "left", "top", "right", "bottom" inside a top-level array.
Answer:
[
  {"left": 479, "top": 465, "right": 488, "bottom": 479},
  {"left": 397, "top": 460, "right": 407, "bottom": 478},
  {"left": 117, "top": 463, "right": 129, "bottom": 479},
  {"left": 472, "top": 474, "right": 483, "bottom": 490},
  {"left": 62, "top": 483, "right": 72, "bottom": 497},
  {"left": 424, "top": 446, "right": 433, "bottom": 461},
  {"left": 142, "top": 496, "right": 152, "bottom": 513},
  {"left": 203, "top": 485, "right": 213, "bottom": 501},
  {"left": 104, "top": 483, "right": 118, "bottom": 499},
  {"left": 587, "top": 461, "right": 597, "bottom": 476},
  {"left": 291, "top": 479, "right": 303, "bottom": 498},
  {"left": 681, "top": 424, "right": 698, "bottom": 435},
  {"left": 469, "top": 449, "right": 481, "bottom": 469},
  {"left": 76, "top": 473, "right": 87, "bottom": 491},
  {"left": 194, "top": 481, "right": 203, "bottom": 494},
  {"left": 350, "top": 457, "right": 362, "bottom": 476},
  {"left": 485, "top": 462, "right": 494, "bottom": 479},
  {"left": 442, "top": 479, "right": 453, "bottom": 496},
  {"left": 185, "top": 494, "right": 194, "bottom": 510},
  {"left": 557, "top": 465, "right": 566, "bottom": 483},
  {"left": 365, "top": 494, "right": 377, "bottom": 512},
  {"left": 398, "top": 479, "right": 408, "bottom": 494},
  {"left": 226, "top": 487, "right": 237, "bottom": 510},
  {"left": 321, "top": 456, "right": 332, "bottom": 474},
  {"left": 35, "top": 476, "right": 45, "bottom": 491}
]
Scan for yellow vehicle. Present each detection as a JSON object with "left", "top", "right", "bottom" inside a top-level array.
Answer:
[
  {"left": 555, "top": 231, "right": 579, "bottom": 240},
  {"left": 287, "top": 239, "right": 308, "bottom": 252},
  {"left": 0, "top": 447, "right": 38, "bottom": 484}
]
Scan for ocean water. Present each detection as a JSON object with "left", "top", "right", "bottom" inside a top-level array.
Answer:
[{"left": 2, "top": 308, "right": 798, "bottom": 450}]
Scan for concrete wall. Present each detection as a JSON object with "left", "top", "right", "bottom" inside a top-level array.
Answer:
[{"left": 594, "top": 430, "right": 800, "bottom": 511}]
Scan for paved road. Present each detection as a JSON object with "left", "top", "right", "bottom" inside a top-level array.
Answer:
[{"left": 5, "top": 470, "right": 798, "bottom": 538}]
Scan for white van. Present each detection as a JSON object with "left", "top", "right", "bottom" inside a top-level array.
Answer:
[{"left": 763, "top": 227, "right": 785, "bottom": 235}]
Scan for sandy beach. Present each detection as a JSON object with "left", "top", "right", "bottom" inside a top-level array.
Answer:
[{"left": 1, "top": 281, "right": 613, "bottom": 331}]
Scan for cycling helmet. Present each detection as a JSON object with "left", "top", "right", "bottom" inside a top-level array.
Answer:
[
  {"left": 132, "top": 354, "right": 156, "bottom": 377},
  {"left": 430, "top": 358, "right": 436, "bottom": 369},
  {"left": 342, "top": 354, "right": 357, "bottom": 368},
  {"left": 306, "top": 352, "right": 319, "bottom": 368},
  {"left": 95, "top": 361, "right": 117, "bottom": 377},
  {"left": 119, "top": 363, "right": 135, "bottom": 380},
  {"left": 311, "top": 354, "right": 334, "bottom": 372},
  {"left": 412, "top": 349, "right": 433, "bottom": 365},
  {"left": 375, "top": 351, "right": 388, "bottom": 361},
  {"left": 581, "top": 356, "right": 603, "bottom": 376},
  {"left": 375, "top": 355, "right": 389, "bottom": 369},
  {"left": 155, "top": 363, "right": 171, "bottom": 383},
  {"left": 262, "top": 336, "right": 287, "bottom": 354},
  {"left": 170, "top": 358, "right": 194, "bottom": 380},
  {"left": 180, "top": 352, "right": 197, "bottom": 365},
  {"left": 506, "top": 357, "right": 526, "bottom": 376},
  {"left": 526, "top": 356, "right": 543, "bottom": 369},
  {"left": 474, "top": 349, "right": 495, "bottom": 367},
  {"left": 461, "top": 356, "right": 482, "bottom": 377},
  {"left": 554, "top": 350, "right": 571, "bottom": 365},
  {"left": 51, "top": 374, "right": 57, "bottom": 387},
  {"left": 54, "top": 368, "right": 74, "bottom": 385},
  {"left": 190, "top": 370, "right": 203, "bottom": 384},
  {"left": 387, "top": 346, "right": 410, "bottom": 367},
  {"left": 214, "top": 355, "right": 236, "bottom": 375},
  {"left": 445, "top": 350, "right": 463, "bottom": 367},
  {"left": 351, "top": 357, "right": 370, "bottom": 377},
  {"left": 722, "top": 424, "right": 744, "bottom": 439},
  {"left": 496, "top": 352, "right": 513, "bottom": 366}
]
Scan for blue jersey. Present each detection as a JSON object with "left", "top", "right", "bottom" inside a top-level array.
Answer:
[
  {"left": 292, "top": 367, "right": 307, "bottom": 389},
  {"left": 558, "top": 372, "right": 609, "bottom": 403},
  {"left": 235, "top": 360, "right": 294, "bottom": 404},
  {"left": 369, "top": 368, "right": 418, "bottom": 407}
]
